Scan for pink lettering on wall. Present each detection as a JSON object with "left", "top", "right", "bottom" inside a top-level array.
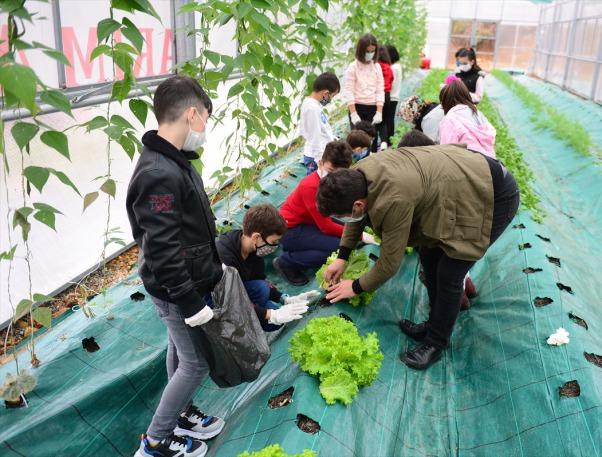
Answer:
[
  {"left": 133, "top": 28, "right": 155, "bottom": 77},
  {"left": 62, "top": 27, "right": 106, "bottom": 87},
  {"left": 0, "top": 25, "right": 31, "bottom": 66},
  {"left": 160, "top": 29, "right": 173, "bottom": 75}
]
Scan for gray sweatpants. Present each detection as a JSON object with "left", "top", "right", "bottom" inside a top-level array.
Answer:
[{"left": 147, "top": 297, "right": 210, "bottom": 440}]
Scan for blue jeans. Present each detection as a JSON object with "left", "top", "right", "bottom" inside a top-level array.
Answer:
[
  {"left": 303, "top": 155, "right": 317, "bottom": 175},
  {"left": 244, "top": 280, "right": 281, "bottom": 332},
  {"left": 279, "top": 224, "right": 341, "bottom": 270}
]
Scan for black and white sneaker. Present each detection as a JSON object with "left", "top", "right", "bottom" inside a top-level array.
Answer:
[
  {"left": 174, "top": 404, "right": 225, "bottom": 440},
  {"left": 134, "top": 433, "right": 207, "bottom": 457}
]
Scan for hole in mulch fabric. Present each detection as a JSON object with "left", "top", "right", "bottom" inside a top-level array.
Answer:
[
  {"left": 130, "top": 291, "right": 145, "bottom": 301},
  {"left": 260, "top": 190, "right": 270, "bottom": 196},
  {"left": 318, "top": 297, "right": 333, "bottom": 307},
  {"left": 288, "top": 172, "right": 298, "bottom": 178},
  {"left": 523, "top": 267, "right": 543, "bottom": 274},
  {"left": 569, "top": 313, "right": 588, "bottom": 330},
  {"left": 82, "top": 337, "right": 100, "bottom": 353},
  {"left": 546, "top": 255, "right": 561, "bottom": 267},
  {"left": 513, "top": 223, "right": 526, "bottom": 229},
  {"left": 86, "top": 293, "right": 98, "bottom": 302},
  {"left": 339, "top": 313, "right": 353, "bottom": 323},
  {"left": 534, "top": 297, "right": 554, "bottom": 307},
  {"left": 4, "top": 395, "right": 27, "bottom": 409},
  {"left": 268, "top": 387, "right": 294, "bottom": 409},
  {"left": 557, "top": 283, "right": 574, "bottom": 294},
  {"left": 559, "top": 380, "right": 580, "bottom": 398},
  {"left": 369, "top": 253, "right": 380, "bottom": 262},
  {"left": 584, "top": 352, "right": 602, "bottom": 369},
  {"left": 536, "top": 234, "right": 551, "bottom": 242},
  {"left": 243, "top": 204, "right": 251, "bottom": 210},
  {"left": 518, "top": 243, "right": 532, "bottom": 250},
  {"left": 222, "top": 220, "right": 232, "bottom": 226},
  {"left": 296, "top": 414, "right": 320, "bottom": 434}
]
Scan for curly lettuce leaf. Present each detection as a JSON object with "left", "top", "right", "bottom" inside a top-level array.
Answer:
[
  {"left": 237, "top": 445, "right": 316, "bottom": 457},
  {"left": 319, "top": 368, "right": 358, "bottom": 405}
]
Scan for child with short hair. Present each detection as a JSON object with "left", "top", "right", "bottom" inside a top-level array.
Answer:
[
  {"left": 346, "top": 129, "right": 373, "bottom": 162},
  {"left": 300, "top": 72, "right": 341, "bottom": 174},
  {"left": 127, "top": 75, "right": 225, "bottom": 457},
  {"left": 216, "top": 204, "right": 315, "bottom": 331}
]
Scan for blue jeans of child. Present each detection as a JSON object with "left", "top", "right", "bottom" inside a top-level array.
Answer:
[
  {"left": 279, "top": 224, "right": 341, "bottom": 270},
  {"left": 244, "top": 279, "right": 281, "bottom": 332}
]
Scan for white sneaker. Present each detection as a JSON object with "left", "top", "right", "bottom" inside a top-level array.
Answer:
[
  {"left": 134, "top": 433, "right": 207, "bottom": 457},
  {"left": 174, "top": 404, "right": 225, "bottom": 440}
]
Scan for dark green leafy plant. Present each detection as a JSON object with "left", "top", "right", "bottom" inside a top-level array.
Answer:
[{"left": 289, "top": 315, "right": 383, "bottom": 405}]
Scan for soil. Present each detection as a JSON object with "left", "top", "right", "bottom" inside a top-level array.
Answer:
[
  {"left": 518, "top": 243, "right": 532, "bottom": 250},
  {"left": 546, "top": 256, "right": 561, "bottom": 267},
  {"left": 568, "top": 313, "right": 588, "bottom": 330},
  {"left": 558, "top": 380, "right": 580, "bottom": 398},
  {"left": 584, "top": 352, "right": 602, "bottom": 369},
  {"left": 296, "top": 413, "right": 320, "bottom": 434},
  {"left": 556, "top": 283, "right": 574, "bottom": 294},
  {"left": 536, "top": 234, "right": 551, "bottom": 242},
  {"left": 523, "top": 267, "right": 543, "bottom": 274},
  {"left": 268, "top": 387, "right": 294, "bottom": 409},
  {"left": 534, "top": 297, "right": 554, "bottom": 307},
  {"left": 0, "top": 246, "right": 140, "bottom": 366}
]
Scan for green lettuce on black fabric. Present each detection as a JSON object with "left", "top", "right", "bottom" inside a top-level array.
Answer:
[{"left": 315, "top": 251, "right": 375, "bottom": 306}]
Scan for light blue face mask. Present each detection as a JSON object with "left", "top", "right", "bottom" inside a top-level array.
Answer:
[
  {"left": 353, "top": 148, "right": 370, "bottom": 162},
  {"left": 334, "top": 213, "right": 367, "bottom": 224},
  {"left": 365, "top": 51, "right": 375, "bottom": 61}
]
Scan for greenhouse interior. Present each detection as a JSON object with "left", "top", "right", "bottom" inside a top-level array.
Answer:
[{"left": 0, "top": 0, "right": 601, "bottom": 456}]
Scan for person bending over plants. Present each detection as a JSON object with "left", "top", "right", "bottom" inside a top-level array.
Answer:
[
  {"left": 316, "top": 145, "right": 520, "bottom": 370},
  {"left": 346, "top": 129, "right": 373, "bottom": 162},
  {"left": 273, "top": 141, "right": 377, "bottom": 286},
  {"left": 216, "top": 204, "right": 315, "bottom": 332},
  {"left": 126, "top": 75, "right": 225, "bottom": 457}
]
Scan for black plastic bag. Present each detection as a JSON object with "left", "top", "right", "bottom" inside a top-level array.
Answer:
[{"left": 199, "top": 266, "right": 271, "bottom": 388}]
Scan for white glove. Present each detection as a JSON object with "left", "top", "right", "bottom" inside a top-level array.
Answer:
[
  {"left": 372, "top": 111, "right": 383, "bottom": 124},
  {"left": 268, "top": 302, "right": 309, "bottom": 325},
  {"left": 283, "top": 290, "right": 321, "bottom": 305},
  {"left": 362, "top": 232, "right": 379, "bottom": 245},
  {"left": 184, "top": 306, "right": 214, "bottom": 327},
  {"left": 350, "top": 112, "right": 361, "bottom": 125}
]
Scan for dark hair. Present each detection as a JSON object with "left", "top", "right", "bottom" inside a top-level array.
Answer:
[
  {"left": 440, "top": 80, "right": 477, "bottom": 115},
  {"left": 346, "top": 130, "right": 372, "bottom": 149},
  {"left": 243, "top": 204, "right": 287, "bottom": 238},
  {"left": 355, "top": 34, "right": 378, "bottom": 63},
  {"left": 386, "top": 44, "right": 400, "bottom": 64},
  {"left": 398, "top": 129, "right": 435, "bottom": 147},
  {"left": 353, "top": 120, "right": 377, "bottom": 138},
  {"left": 377, "top": 44, "right": 391, "bottom": 64},
  {"left": 153, "top": 75, "right": 213, "bottom": 124},
  {"left": 317, "top": 169, "right": 368, "bottom": 216},
  {"left": 321, "top": 140, "right": 353, "bottom": 168},
  {"left": 455, "top": 47, "right": 482, "bottom": 72},
  {"left": 313, "top": 72, "right": 340, "bottom": 93}
]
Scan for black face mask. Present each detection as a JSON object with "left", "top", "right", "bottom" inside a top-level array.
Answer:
[{"left": 320, "top": 95, "right": 332, "bottom": 107}]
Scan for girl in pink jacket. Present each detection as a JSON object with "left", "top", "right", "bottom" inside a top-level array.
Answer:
[
  {"left": 344, "top": 33, "right": 385, "bottom": 151},
  {"left": 438, "top": 80, "right": 496, "bottom": 159}
]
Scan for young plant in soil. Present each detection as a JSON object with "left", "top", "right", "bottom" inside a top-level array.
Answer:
[
  {"left": 316, "top": 251, "right": 375, "bottom": 306},
  {"left": 289, "top": 315, "right": 383, "bottom": 405}
]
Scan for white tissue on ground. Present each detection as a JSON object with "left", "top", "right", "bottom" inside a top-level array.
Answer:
[{"left": 547, "top": 327, "right": 570, "bottom": 346}]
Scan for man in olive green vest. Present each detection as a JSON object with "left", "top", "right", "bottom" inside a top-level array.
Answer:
[{"left": 317, "top": 145, "right": 520, "bottom": 369}]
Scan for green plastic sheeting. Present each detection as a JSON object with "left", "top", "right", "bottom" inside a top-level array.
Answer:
[{"left": 1, "top": 74, "right": 601, "bottom": 457}]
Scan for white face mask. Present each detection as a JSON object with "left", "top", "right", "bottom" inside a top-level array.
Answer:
[
  {"left": 365, "top": 51, "right": 375, "bottom": 61},
  {"left": 458, "top": 64, "right": 472, "bottom": 72},
  {"left": 317, "top": 169, "right": 329, "bottom": 179},
  {"left": 182, "top": 110, "right": 207, "bottom": 151}
]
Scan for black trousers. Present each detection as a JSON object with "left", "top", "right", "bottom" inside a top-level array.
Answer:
[
  {"left": 420, "top": 160, "right": 520, "bottom": 349},
  {"left": 349, "top": 104, "right": 380, "bottom": 152},
  {"left": 382, "top": 95, "right": 397, "bottom": 145}
]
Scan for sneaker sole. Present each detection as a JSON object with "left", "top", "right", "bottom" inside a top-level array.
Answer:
[{"left": 173, "top": 421, "right": 225, "bottom": 440}]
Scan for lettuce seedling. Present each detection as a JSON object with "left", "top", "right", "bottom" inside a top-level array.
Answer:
[{"left": 315, "top": 251, "right": 375, "bottom": 306}]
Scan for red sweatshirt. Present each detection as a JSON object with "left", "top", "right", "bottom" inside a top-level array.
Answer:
[
  {"left": 379, "top": 62, "right": 393, "bottom": 93},
  {"left": 280, "top": 172, "right": 344, "bottom": 237}
]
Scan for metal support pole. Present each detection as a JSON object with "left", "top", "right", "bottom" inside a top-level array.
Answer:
[
  {"left": 51, "top": 0, "right": 66, "bottom": 88},
  {"left": 172, "top": 0, "right": 197, "bottom": 66},
  {"left": 562, "top": 0, "right": 581, "bottom": 90}
]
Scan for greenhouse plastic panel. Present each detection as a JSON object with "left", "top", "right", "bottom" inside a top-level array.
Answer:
[{"left": 1, "top": 75, "right": 601, "bottom": 457}]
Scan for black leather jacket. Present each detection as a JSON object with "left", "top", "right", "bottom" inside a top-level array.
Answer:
[{"left": 126, "top": 131, "right": 222, "bottom": 318}]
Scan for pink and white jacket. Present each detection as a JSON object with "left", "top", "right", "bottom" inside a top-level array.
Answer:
[
  {"left": 344, "top": 60, "right": 385, "bottom": 107},
  {"left": 439, "top": 105, "right": 496, "bottom": 158}
]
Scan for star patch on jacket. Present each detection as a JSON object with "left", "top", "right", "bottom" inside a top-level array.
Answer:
[{"left": 150, "top": 194, "right": 175, "bottom": 213}]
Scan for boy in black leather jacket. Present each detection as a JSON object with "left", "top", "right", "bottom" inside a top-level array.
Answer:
[{"left": 127, "top": 76, "right": 224, "bottom": 457}]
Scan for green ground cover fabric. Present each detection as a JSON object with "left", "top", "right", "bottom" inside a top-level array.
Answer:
[{"left": 1, "top": 73, "right": 601, "bottom": 457}]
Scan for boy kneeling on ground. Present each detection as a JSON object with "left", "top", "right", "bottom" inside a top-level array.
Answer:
[
  {"left": 216, "top": 204, "right": 318, "bottom": 331},
  {"left": 273, "top": 140, "right": 377, "bottom": 285}
]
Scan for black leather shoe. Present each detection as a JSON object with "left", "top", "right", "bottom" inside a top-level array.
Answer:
[
  {"left": 272, "top": 257, "right": 309, "bottom": 286},
  {"left": 400, "top": 344, "right": 442, "bottom": 370},
  {"left": 398, "top": 319, "right": 427, "bottom": 341}
]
